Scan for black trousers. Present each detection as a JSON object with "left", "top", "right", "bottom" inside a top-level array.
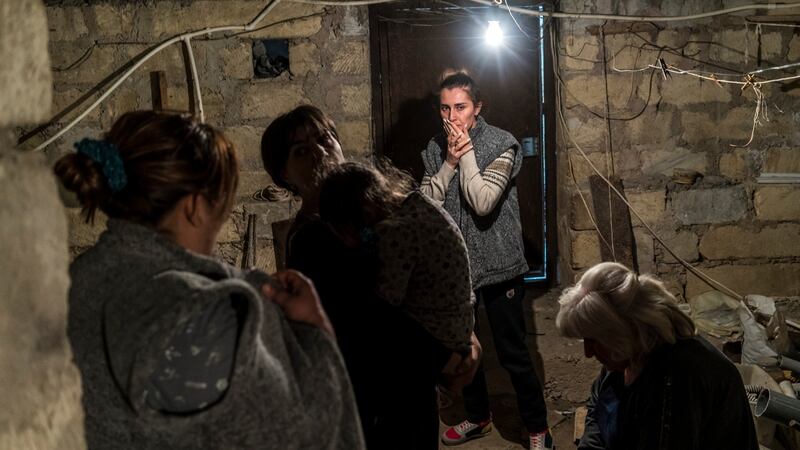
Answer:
[{"left": 462, "top": 276, "right": 549, "bottom": 433}]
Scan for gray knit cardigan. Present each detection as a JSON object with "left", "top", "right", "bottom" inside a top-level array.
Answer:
[
  {"left": 68, "top": 219, "right": 364, "bottom": 450},
  {"left": 421, "top": 116, "right": 529, "bottom": 289}
]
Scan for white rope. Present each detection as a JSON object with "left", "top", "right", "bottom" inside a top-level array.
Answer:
[{"left": 183, "top": 37, "right": 204, "bottom": 123}]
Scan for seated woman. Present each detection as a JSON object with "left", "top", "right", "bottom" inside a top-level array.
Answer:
[
  {"left": 557, "top": 262, "right": 757, "bottom": 450},
  {"left": 260, "top": 105, "right": 479, "bottom": 450},
  {"left": 56, "top": 110, "right": 363, "bottom": 449}
]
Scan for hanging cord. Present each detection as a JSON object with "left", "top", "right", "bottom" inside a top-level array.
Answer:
[
  {"left": 599, "top": 23, "right": 617, "bottom": 262},
  {"left": 550, "top": 26, "right": 753, "bottom": 315}
]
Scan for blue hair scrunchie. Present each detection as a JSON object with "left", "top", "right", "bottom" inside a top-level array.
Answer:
[{"left": 74, "top": 138, "right": 128, "bottom": 193}]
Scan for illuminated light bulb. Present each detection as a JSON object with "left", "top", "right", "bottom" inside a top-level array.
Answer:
[{"left": 485, "top": 20, "right": 504, "bottom": 47}]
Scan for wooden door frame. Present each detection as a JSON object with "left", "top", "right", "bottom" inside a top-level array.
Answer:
[{"left": 367, "top": 2, "right": 558, "bottom": 287}]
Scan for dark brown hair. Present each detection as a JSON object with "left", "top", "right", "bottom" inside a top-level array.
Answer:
[
  {"left": 319, "top": 160, "right": 415, "bottom": 233},
  {"left": 260, "top": 105, "right": 340, "bottom": 192},
  {"left": 54, "top": 110, "right": 239, "bottom": 225},
  {"left": 439, "top": 69, "right": 482, "bottom": 105}
]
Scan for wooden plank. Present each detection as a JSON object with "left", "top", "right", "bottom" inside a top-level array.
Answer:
[
  {"left": 573, "top": 406, "right": 588, "bottom": 444},
  {"left": 589, "top": 174, "right": 637, "bottom": 271},
  {"left": 149, "top": 71, "right": 168, "bottom": 111}
]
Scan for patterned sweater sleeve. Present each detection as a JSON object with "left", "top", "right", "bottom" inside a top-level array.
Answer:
[
  {"left": 420, "top": 162, "right": 456, "bottom": 206},
  {"left": 458, "top": 147, "right": 516, "bottom": 216}
]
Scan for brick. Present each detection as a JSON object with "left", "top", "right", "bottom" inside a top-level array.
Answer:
[
  {"left": 626, "top": 189, "right": 666, "bottom": 226},
  {"left": 658, "top": 230, "right": 699, "bottom": 263},
  {"left": 660, "top": 77, "right": 732, "bottom": 106},
  {"left": 563, "top": 73, "right": 647, "bottom": 111},
  {"left": 686, "top": 264, "right": 800, "bottom": 299},
  {"left": 754, "top": 186, "right": 800, "bottom": 221},
  {"left": 51, "top": 44, "right": 117, "bottom": 85},
  {"left": 332, "top": 40, "right": 368, "bottom": 75},
  {"left": 763, "top": 148, "right": 800, "bottom": 173},
  {"left": 46, "top": 7, "right": 88, "bottom": 41},
  {"left": 561, "top": 34, "right": 599, "bottom": 71},
  {"left": 226, "top": 126, "right": 264, "bottom": 171},
  {"left": 221, "top": 42, "right": 253, "bottom": 80},
  {"left": 338, "top": 120, "right": 371, "bottom": 155},
  {"left": 239, "top": 82, "right": 308, "bottom": 121},
  {"left": 571, "top": 231, "right": 601, "bottom": 269},
  {"left": 65, "top": 208, "right": 107, "bottom": 248},
  {"left": 289, "top": 41, "right": 320, "bottom": 77},
  {"left": 719, "top": 149, "right": 748, "bottom": 180},
  {"left": 670, "top": 187, "right": 748, "bottom": 225},
  {"left": 700, "top": 224, "right": 800, "bottom": 260},
  {"left": 341, "top": 84, "right": 371, "bottom": 116},
  {"left": 570, "top": 191, "right": 595, "bottom": 231},
  {"left": 640, "top": 147, "right": 707, "bottom": 177}
]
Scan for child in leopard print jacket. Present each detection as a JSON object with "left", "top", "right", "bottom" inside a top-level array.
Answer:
[{"left": 319, "top": 162, "right": 475, "bottom": 354}]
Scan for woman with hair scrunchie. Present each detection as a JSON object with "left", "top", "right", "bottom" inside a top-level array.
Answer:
[
  {"left": 557, "top": 262, "right": 758, "bottom": 450},
  {"left": 56, "top": 110, "right": 364, "bottom": 450}
]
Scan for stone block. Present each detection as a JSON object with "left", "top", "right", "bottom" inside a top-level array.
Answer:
[
  {"left": 66, "top": 208, "right": 107, "bottom": 248},
  {"left": 237, "top": 170, "right": 273, "bottom": 198},
  {"left": 221, "top": 42, "right": 253, "bottom": 80},
  {"left": 561, "top": 34, "right": 599, "bottom": 71},
  {"left": 660, "top": 77, "right": 732, "bottom": 106},
  {"left": 763, "top": 148, "right": 800, "bottom": 173},
  {"left": 247, "top": 3, "right": 326, "bottom": 39},
  {"left": 718, "top": 106, "right": 759, "bottom": 142},
  {"left": 640, "top": 146, "right": 707, "bottom": 177},
  {"left": 634, "top": 229, "right": 655, "bottom": 274},
  {"left": 123, "top": 43, "right": 196, "bottom": 78},
  {"left": 700, "top": 224, "right": 800, "bottom": 260},
  {"left": 686, "top": 263, "right": 800, "bottom": 299},
  {"left": 719, "top": 149, "right": 748, "bottom": 180},
  {"left": 217, "top": 216, "right": 242, "bottom": 244},
  {"left": 88, "top": 3, "right": 136, "bottom": 39},
  {"left": 52, "top": 89, "right": 101, "bottom": 123},
  {"left": 340, "top": 6, "right": 368, "bottom": 37},
  {"left": 754, "top": 186, "right": 800, "bottom": 221},
  {"left": 341, "top": 84, "right": 371, "bottom": 116},
  {"left": 658, "top": 230, "right": 699, "bottom": 263},
  {"left": 338, "top": 120, "right": 371, "bottom": 155},
  {"left": 626, "top": 189, "right": 666, "bottom": 226},
  {"left": 789, "top": 34, "right": 800, "bottom": 61},
  {"left": 563, "top": 72, "right": 646, "bottom": 111},
  {"left": 626, "top": 110, "right": 676, "bottom": 146},
  {"left": 565, "top": 150, "right": 610, "bottom": 186},
  {"left": 243, "top": 201, "right": 301, "bottom": 239},
  {"left": 670, "top": 187, "right": 748, "bottom": 225},
  {"left": 0, "top": 0, "right": 52, "bottom": 126},
  {"left": 289, "top": 41, "right": 320, "bottom": 77},
  {"left": 570, "top": 191, "right": 595, "bottom": 231},
  {"left": 46, "top": 7, "right": 88, "bottom": 41},
  {"left": 226, "top": 126, "right": 264, "bottom": 171},
  {"left": 571, "top": 231, "right": 601, "bottom": 269},
  {"left": 239, "top": 82, "right": 308, "bottom": 121},
  {"left": 680, "top": 111, "right": 718, "bottom": 143},
  {"left": 712, "top": 29, "right": 782, "bottom": 65},
  {"left": 51, "top": 44, "right": 117, "bottom": 85},
  {"left": 332, "top": 40, "right": 368, "bottom": 76},
  {"left": 100, "top": 88, "right": 141, "bottom": 128},
  {"left": 563, "top": 114, "right": 606, "bottom": 148}
]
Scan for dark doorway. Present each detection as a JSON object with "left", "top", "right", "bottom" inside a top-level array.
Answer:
[{"left": 368, "top": 0, "right": 556, "bottom": 283}]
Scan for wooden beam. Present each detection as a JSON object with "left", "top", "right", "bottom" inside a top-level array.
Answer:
[
  {"left": 149, "top": 71, "right": 168, "bottom": 111},
  {"left": 589, "top": 174, "right": 637, "bottom": 271}
]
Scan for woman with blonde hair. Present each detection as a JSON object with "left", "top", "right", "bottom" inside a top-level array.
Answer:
[{"left": 557, "top": 262, "right": 757, "bottom": 450}]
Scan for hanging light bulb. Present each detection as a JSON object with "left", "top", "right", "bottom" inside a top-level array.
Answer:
[{"left": 485, "top": 20, "right": 504, "bottom": 47}]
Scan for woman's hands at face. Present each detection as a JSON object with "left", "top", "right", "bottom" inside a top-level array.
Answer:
[
  {"left": 444, "top": 122, "right": 474, "bottom": 169},
  {"left": 262, "top": 270, "right": 335, "bottom": 338}
]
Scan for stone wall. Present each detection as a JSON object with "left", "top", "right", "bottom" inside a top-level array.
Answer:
[
  {"left": 34, "top": 0, "right": 373, "bottom": 268},
  {"left": 0, "top": 0, "right": 85, "bottom": 448},
  {"left": 557, "top": 0, "right": 800, "bottom": 300}
]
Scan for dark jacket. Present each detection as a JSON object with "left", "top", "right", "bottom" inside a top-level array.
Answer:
[
  {"left": 421, "top": 116, "right": 528, "bottom": 289},
  {"left": 579, "top": 336, "right": 758, "bottom": 450},
  {"left": 68, "top": 219, "right": 364, "bottom": 450}
]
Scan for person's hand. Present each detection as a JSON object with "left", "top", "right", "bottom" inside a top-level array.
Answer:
[
  {"left": 441, "top": 333, "right": 482, "bottom": 391},
  {"left": 262, "top": 270, "right": 335, "bottom": 338},
  {"left": 444, "top": 122, "right": 473, "bottom": 169}
]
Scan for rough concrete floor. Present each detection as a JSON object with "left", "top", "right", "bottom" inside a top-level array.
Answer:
[{"left": 438, "top": 287, "right": 601, "bottom": 450}]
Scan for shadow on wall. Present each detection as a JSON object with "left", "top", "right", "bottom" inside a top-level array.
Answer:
[{"left": 385, "top": 95, "right": 441, "bottom": 181}]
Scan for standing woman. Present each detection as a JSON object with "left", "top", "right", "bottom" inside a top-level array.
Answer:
[{"left": 421, "top": 71, "right": 552, "bottom": 450}]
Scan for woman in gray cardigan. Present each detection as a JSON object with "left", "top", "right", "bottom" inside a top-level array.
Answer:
[
  {"left": 55, "top": 111, "right": 364, "bottom": 450},
  {"left": 421, "top": 71, "right": 552, "bottom": 450}
]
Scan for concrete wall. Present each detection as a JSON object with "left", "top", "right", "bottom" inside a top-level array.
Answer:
[
  {"left": 557, "top": 0, "right": 800, "bottom": 300},
  {"left": 0, "top": 0, "right": 85, "bottom": 448},
  {"left": 37, "top": 0, "right": 372, "bottom": 268}
]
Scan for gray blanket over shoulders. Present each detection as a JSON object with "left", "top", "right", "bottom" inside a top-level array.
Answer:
[{"left": 68, "top": 219, "right": 364, "bottom": 450}]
